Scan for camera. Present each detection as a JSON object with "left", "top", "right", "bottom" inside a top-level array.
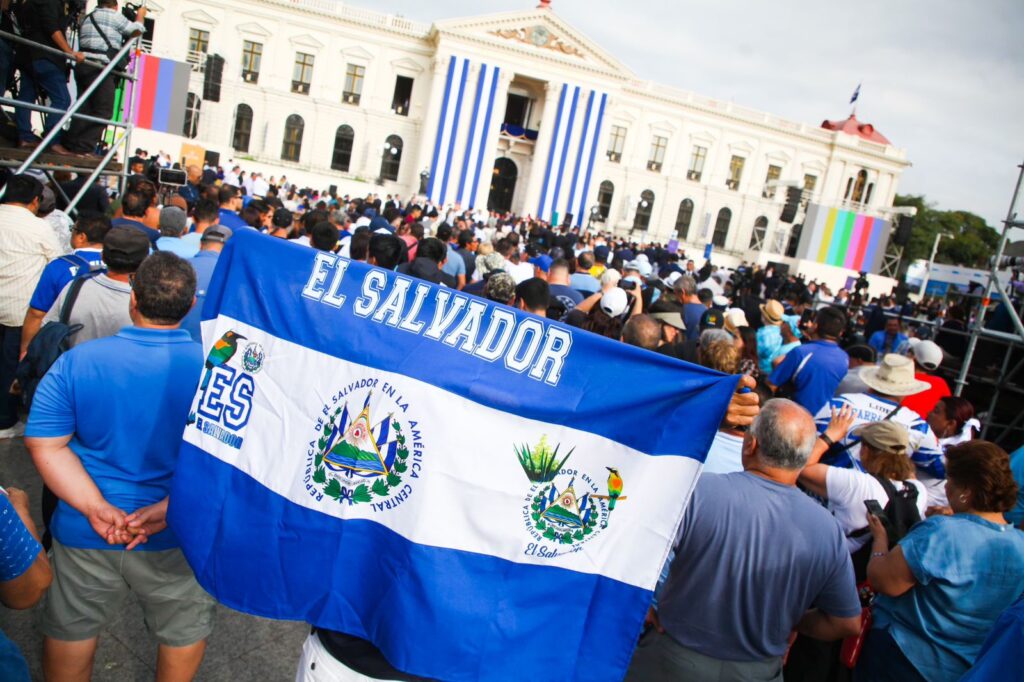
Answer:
[
  {"left": 618, "top": 279, "right": 637, "bottom": 291},
  {"left": 122, "top": 2, "right": 142, "bottom": 22}
]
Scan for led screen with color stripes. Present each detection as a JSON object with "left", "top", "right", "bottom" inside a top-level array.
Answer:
[{"left": 796, "top": 203, "right": 892, "bottom": 273}]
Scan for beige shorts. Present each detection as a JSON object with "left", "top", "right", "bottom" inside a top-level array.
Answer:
[{"left": 40, "top": 539, "right": 216, "bottom": 647}]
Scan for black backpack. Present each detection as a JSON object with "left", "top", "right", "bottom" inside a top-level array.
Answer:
[
  {"left": 15, "top": 268, "right": 99, "bottom": 409},
  {"left": 849, "top": 475, "right": 922, "bottom": 582}
]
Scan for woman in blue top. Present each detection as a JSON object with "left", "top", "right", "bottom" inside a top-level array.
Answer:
[{"left": 855, "top": 440, "right": 1024, "bottom": 681}]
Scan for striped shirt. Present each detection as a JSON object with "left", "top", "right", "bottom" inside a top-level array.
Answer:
[
  {"left": 814, "top": 392, "right": 944, "bottom": 479},
  {"left": 79, "top": 8, "right": 144, "bottom": 63},
  {"left": 0, "top": 204, "right": 61, "bottom": 326}
]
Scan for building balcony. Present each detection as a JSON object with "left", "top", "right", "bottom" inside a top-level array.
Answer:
[{"left": 500, "top": 123, "right": 538, "bottom": 142}]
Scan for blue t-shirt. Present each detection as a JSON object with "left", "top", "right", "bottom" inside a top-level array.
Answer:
[
  {"left": 659, "top": 472, "right": 859, "bottom": 660},
  {"left": 28, "top": 249, "right": 104, "bottom": 313},
  {"left": 25, "top": 327, "right": 203, "bottom": 551},
  {"left": 441, "top": 244, "right": 466, "bottom": 280},
  {"left": 218, "top": 208, "right": 249, "bottom": 231},
  {"left": 155, "top": 236, "right": 199, "bottom": 259},
  {"left": 549, "top": 284, "right": 584, "bottom": 316},
  {"left": 757, "top": 324, "right": 783, "bottom": 374},
  {"left": 769, "top": 339, "right": 849, "bottom": 415},
  {"left": 569, "top": 272, "right": 600, "bottom": 294},
  {"left": 1008, "top": 446, "right": 1024, "bottom": 527},
  {"left": 869, "top": 330, "right": 909, "bottom": 356},
  {"left": 111, "top": 217, "right": 159, "bottom": 246},
  {"left": 0, "top": 493, "right": 39, "bottom": 581},
  {"left": 180, "top": 251, "right": 220, "bottom": 342},
  {"left": 961, "top": 599, "right": 1024, "bottom": 682},
  {"left": 683, "top": 303, "right": 706, "bottom": 342},
  {"left": 873, "top": 515, "right": 1024, "bottom": 680}
]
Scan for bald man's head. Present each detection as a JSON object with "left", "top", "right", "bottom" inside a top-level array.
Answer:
[
  {"left": 621, "top": 314, "right": 662, "bottom": 351},
  {"left": 748, "top": 399, "right": 816, "bottom": 470},
  {"left": 186, "top": 165, "right": 201, "bottom": 184}
]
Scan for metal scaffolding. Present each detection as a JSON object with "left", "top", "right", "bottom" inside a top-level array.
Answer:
[
  {"left": 952, "top": 161, "right": 1024, "bottom": 448},
  {"left": 0, "top": 28, "right": 140, "bottom": 210}
]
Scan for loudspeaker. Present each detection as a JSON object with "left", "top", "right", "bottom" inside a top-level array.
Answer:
[
  {"left": 893, "top": 215, "right": 914, "bottom": 246},
  {"left": 203, "top": 54, "right": 225, "bottom": 102},
  {"left": 767, "top": 260, "right": 790, "bottom": 278},
  {"left": 204, "top": 150, "right": 220, "bottom": 168},
  {"left": 779, "top": 186, "right": 802, "bottom": 223},
  {"left": 560, "top": 212, "right": 573, "bottom": 228},
  {"left": 329, "top": 184, "right": 338, "bottom": 197}
]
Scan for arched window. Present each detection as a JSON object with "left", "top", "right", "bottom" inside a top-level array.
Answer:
[
  {"left": 712, "top": 207, "right": 731, "bottom": 248},
  {"left": 864, "top": 182, "right": 875, "bottom": 205},
  {"left": 749, "top": 215, "right": 768, "bottom": 250},
  {"left": 632, "top": 190, "right": 654, "bottom": 231},
  {"left": 281, "top": 114, "right": 304, "bottom": 162},
  {"left": 332, "top": 125, "right": 354, "bottom": 172},
  {"left": 380, "top": 135, "right": 402, "bottom": 181},
  {"left": 675, "top": 199, "right": 694, "bottom": 239},
  {"left": 183, "top": 93, "right": 200, "bottom": 139},
  {"left": 844, "top": 177, "right": 854, "bottom": 200},
  {"left": 232, "top": 104, "right": 253, "bottom": 152},
  {"left": 851, "top": 169, "right": 868, "bottom": 203},
  {"left": 596, "top": 180, "right": 614, "bottom": 220}
]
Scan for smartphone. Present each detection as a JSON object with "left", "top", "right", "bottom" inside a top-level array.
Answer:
[{"left": 864, "top": 499, "right": 885, "bottom": 517}]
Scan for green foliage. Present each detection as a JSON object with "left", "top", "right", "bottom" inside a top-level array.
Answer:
[
  {"left": 352, "top": 484, "right": 372, "bottom": 504},
  {"left": 894, "top": 195, "right": 1000, "bottom": 269},
  {"left": 515, "top": 436, "right": 575, "bottom": 483},
  {"left": 372, "top": 479, "right": 390, "bottom": 497},
  {"left": 313, "top": 467, "right": 326, "bottom": 484},
  {"left": 386, "top": 472, "right": 402, "bottom": 487},
  {"left": 394, "top": 461, "right": 408, "bottom": 474},
  {"left": 324, "top": 478, "right": 342, "bottom": 499}
]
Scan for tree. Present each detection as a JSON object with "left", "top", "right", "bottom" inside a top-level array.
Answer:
[{"left": 894, "top": 195, "right": 1000, "bottom": 269}]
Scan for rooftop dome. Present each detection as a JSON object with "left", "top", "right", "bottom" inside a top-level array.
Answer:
[{"left": 821, "top": 114, "right": 891, "bottom": 145}]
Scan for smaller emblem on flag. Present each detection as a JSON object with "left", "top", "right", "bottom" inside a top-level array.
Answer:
[{"left": 517, "top": 437, "right": 628, "bottom": 558}]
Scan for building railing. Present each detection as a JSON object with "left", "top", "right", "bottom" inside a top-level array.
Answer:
[{"left": 260, "top": 0, "right": 430, "bottom": 35}]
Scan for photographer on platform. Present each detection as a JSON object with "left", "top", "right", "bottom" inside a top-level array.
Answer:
[
  {"left": 63, "top": 0, "right": 146, "bottom": 155},
  {"left": 14, "top": 0, "right": 83, "bottom": 154}
]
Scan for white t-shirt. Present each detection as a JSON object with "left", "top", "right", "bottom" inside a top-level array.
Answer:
[
  {"left": 702, "top": 431, "right": 744, "bottom": 475},
  {"left": 825, "top": 467, "right": 928, "bottom": 552}
]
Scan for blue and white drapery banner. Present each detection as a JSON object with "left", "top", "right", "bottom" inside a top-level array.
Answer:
[
  {"left": 168, "top": 230, "right": 738, "bottom": 682},
  {"left": 426, "top": 55, "right": 502, "bottom": 211},
  {"left": 537, "top": 85, "right": 608, "bottom": 227}
]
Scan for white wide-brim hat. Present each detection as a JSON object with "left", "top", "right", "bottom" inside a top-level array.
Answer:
[{"left": 859, "top": 353, "right": 931, "bottom": 397}]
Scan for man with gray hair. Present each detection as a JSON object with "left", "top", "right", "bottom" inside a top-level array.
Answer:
[
  {"left": 627, "top": 399, "right": 860, "bottom": 681},
  {"left": 155, "top": 206, "right": 197, "bottom": 258},
  {"left": 672, "top": 275, "right": 707, "bottom": 342}
]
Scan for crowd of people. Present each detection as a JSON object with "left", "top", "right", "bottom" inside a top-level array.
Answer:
[{"left": 1, "top": 157, "right": 1023, "bottom": 682}]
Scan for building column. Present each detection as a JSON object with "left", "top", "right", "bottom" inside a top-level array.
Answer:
[
  {"left": 520, "top": 80, "right": 562, "bottom": 220},
  {"left": 467, "top": 68, "right": 512, "bottom": 211},
  {"left": 413, "top": 55, "right": 452, "bottom": 201}
]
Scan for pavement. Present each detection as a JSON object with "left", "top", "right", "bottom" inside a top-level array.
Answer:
[{"left": 0, "top": 435, "right": 308, "bottom": 681}]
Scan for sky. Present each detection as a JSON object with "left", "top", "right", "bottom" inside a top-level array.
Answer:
[{"left": 372, "top": 0, "right": 1023, "bottom": 230}]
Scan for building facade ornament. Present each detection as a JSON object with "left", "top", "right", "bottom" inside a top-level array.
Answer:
[{"left": 488, "top": 26, "right": 584, "bottom": 59}]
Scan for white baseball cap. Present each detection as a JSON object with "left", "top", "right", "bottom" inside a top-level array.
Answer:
[
  {"left": 600, "top": 288, "right": 629, "bottom": 317},
  {"left": 908, "top": 338, "right": 943, "bottom": 371}
]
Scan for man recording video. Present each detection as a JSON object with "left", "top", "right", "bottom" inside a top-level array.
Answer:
[{"left": 63, "top": 0, "right": 146, "bottom": 155}]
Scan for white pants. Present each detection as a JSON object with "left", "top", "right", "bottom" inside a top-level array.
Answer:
[{"left": 295, "top": 631, "right": 402, "bottom": 682}]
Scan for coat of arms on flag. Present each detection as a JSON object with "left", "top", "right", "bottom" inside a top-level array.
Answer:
[{"left": 307, "top": 382, "right": 421, "bottom": 508}]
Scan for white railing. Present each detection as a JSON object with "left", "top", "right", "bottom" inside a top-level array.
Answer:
[{"left": 259, "top": 0, "right": 430, "bottom": 35}]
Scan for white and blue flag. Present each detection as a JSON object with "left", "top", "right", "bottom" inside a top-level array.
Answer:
[
  {"left": 850, "top": 83, "right": 861, "bottom": 105},
  {"left": 169, "top": 230, "right": 738, "bottom": 681}
]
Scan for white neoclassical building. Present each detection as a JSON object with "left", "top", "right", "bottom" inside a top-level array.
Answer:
[{"left": 131, "top": 0, "right": 910, "bottom": 260}]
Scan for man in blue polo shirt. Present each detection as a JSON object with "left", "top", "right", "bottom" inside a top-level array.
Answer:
[
  {"left": 769, "top": 306, "right": 850, "bottom": 415},
  {"left": 217, "top": 184, "right": 248, "bottom": 232},
  {"left": 19, "top": 213, "right": 110, "bottom": 358},
  {"left": 110, "top": 176, "right": 160, "bottom": 245},
  {"left": 180, "top": 227, "right": 228, "bottom": 342},
  {"left": 25, "top": 252, "right": 215, "bottom": 681}
]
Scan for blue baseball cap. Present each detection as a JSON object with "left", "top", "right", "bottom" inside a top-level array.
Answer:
[{"left": 529, "top": 254, "right": 553, "bottom": 273}]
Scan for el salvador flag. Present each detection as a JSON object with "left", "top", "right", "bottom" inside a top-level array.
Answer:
[
  {"left": 850, "top": 83, "right": 861, "bottom": 105},
  {"left": 169, "top": 230, "right": 739, "bottom": 681}
]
